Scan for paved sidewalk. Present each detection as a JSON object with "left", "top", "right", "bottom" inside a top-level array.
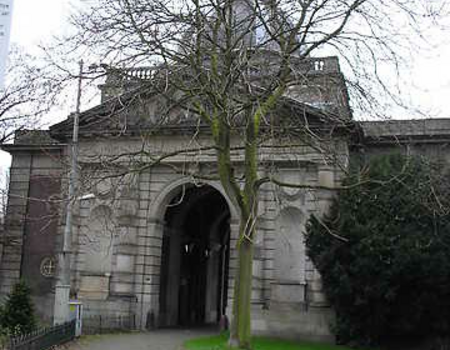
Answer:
[{"left": 64, "top": 328, "right": 216, "bottom": 350}]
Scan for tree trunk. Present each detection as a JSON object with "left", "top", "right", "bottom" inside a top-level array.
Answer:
[{"left": 229, "top": 220, "right": 254, "bottom": 349}]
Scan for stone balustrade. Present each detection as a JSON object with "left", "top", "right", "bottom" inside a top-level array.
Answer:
[{"left": 105, "top": 56, "right": 340, "bottom": 83}]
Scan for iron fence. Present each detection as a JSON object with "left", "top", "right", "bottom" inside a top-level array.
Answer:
[
  {"left": 8, "top": 320, "right": 75, "bottom": 350},
  {"left": 82, "top": 314, "right": 135, "bottom": 335}
]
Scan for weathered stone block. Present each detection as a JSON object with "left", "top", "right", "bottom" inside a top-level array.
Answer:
[
  {"left": 309, "top": 279, "right": 323, "bottom": 292},
  {"left": 79, "top": 275, "right": 110, "bottom": 300},
  {"left": 114, "top": 282, "right": 133, "bottom": 294},
  {"left": 252, "top": 260, "right": 263, "bottom": 278},
  {"left": 309, "top": 291, "right": 329, "bottom": 305},
  {"left": 116, "top": 254, "right": 134, "bottom": 272},
  {"left": 271, "top": 282, "right": 306, "bottom": 303},
  {"left": 31, "top": 154, "right": 63, "bottom": 169},
  {"left": 11, "top": 155, "right": 32, "bottom": 168}
]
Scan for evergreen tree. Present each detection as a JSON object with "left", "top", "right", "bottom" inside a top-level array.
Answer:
[
  {"left": 306, "top": 154, "right": 450, "bottom": 346},
  {"left": 1, "top": 280, "right": 36, "bottom": 334}
]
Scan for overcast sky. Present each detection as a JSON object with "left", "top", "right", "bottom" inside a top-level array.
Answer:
[
  {"left": 12, "top": 1, "right": 68, "bottom": 46},
  {"left": 0, "top": 0, "right": 72, "bottom": 181},
  {"left": 1, "top": 0, "right": 450, "bottom": 182}
]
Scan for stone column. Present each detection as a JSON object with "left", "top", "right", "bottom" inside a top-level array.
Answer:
[
  {"left": 307, "top": 165, "right": 336, "bottom": 306},
  {"left": 316, "top": 165, "right": 335, "bottom": 215},
  {"left": 134, "top": 220, "right": 163, "bottom": 329}
]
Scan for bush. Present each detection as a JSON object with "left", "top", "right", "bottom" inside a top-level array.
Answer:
[
  {"left": 305, "top": 154, "right": 450, "bottom": 347},
  {"left": 1, "top": 280, "right": 36, "bottom": 335}
]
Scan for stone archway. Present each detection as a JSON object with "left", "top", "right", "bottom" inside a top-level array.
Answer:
[{"left": 158, "top": 185, "right": 231, "bottom": 327}]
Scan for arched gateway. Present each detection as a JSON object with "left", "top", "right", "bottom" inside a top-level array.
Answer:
[
  {"left": 143, "top": 180, "right": 238, "bottom": 328},
  {"left": 158, "top": 185, "right": 231, "bottom": 326}
]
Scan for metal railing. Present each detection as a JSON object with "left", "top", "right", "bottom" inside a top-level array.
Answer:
[
  {"left": 82, "top": 314, "right": 136, "bottom": 335},
  {"left": 8, "top": 320, "right": 75, "bottom": 350}
]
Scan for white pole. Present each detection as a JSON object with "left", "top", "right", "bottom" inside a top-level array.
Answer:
[
  {"left": 54, "top": 60, "right": 84, "bottom": 325},
  {"left": 0, "top": 0, "right": 13, "bottom": 88}
]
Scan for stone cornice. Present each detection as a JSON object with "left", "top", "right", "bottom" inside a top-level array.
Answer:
[{"left": 0, "top": 144, "right": 66, "bottom": 154}]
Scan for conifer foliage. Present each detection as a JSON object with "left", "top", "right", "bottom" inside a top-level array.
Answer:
[
  {"left": 306, "top": 154, "right": 450, "bottom": 346},
  {"left": 0, "top": 280, "right": 36, "bottom": 334}
]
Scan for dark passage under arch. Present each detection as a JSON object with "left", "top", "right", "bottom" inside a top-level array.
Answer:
[{"left": 159, "top": 185, "right": 230, "bottom": 327}]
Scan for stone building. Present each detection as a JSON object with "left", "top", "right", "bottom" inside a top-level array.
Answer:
[{"left": 1, "top": 55, "right": 449, "bottom": 342}]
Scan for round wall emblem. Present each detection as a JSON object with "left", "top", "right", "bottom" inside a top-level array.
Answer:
[{"left": 40, "top": 257, "right": 56, "bottom": 277}]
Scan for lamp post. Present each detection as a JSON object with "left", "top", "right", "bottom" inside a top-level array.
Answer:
[{"left": 54, "top": 60, "right": 84, "bottom": 325}]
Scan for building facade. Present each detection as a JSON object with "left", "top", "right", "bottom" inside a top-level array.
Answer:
[{"left": 1, "top": 56, "right": 449, "bottom": 341}]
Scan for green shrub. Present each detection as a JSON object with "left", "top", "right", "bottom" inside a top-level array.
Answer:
[
  {"left": 305, "top": 154, "right": 450, "bottom": 346},
  {"left": 1, "top": 280, "right": 36, "bottom": 335}
]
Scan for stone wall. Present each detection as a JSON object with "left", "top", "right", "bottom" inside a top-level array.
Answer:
[
  {"left": 1, "top": 125, "right": 348, "bottom": 340},
  {"left": 248, "top": 154, "right": 346, "bottom": 341},
  {"left": 359, "top": 119, "right": 450, "bottom": 163},
  {"left": 61, "top": 133, "right": 345, "bottom": 338},
  {"left": 0, "top": 152, "right": 31, "bottom": 298},
  {"left": 0, "top": 145, "right": 63, "bottom": 322}
]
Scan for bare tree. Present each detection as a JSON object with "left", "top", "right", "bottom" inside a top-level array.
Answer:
[
  {"left": 0, "top": 45, "right": 68, "bottom": 144},
  {"left": 50, "top": 0, "right": 448, "bottom": 347}
]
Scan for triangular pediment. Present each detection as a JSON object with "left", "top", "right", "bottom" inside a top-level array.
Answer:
[
  {"left": 50, "top": 85, "right": 202, "bottom": 140},
  {"left": 50, "top": 81, "right": 352, "bottom": 141}
]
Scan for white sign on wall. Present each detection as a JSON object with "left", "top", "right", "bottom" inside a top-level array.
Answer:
[{"left": 0, "top": 0, "right": 13, "bottom": 89}]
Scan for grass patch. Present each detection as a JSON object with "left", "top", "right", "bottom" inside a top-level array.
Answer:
[{"left": 184, "top": 333, "right": 359, "bottom": 350}]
